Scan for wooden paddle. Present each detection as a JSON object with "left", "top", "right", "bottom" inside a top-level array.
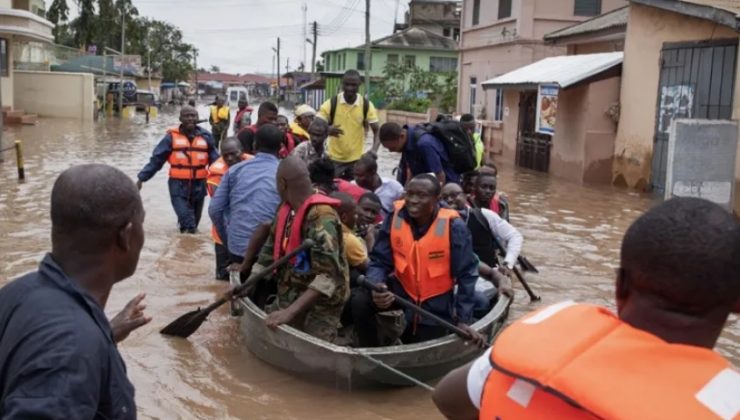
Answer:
[
  {"left": 160, "top": 239, "right": 314, "bottom": 338},
  {"left": 356, "top": 276, "right": 473, "bottom": 340}
]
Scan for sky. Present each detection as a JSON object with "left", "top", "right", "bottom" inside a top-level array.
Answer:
[{"left": 86, "top": 0, "right": 409, "bottom": 75}]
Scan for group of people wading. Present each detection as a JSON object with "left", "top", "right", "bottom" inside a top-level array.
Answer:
[{"left": 0, "top": 69, "right": 737, "bottom": 419}]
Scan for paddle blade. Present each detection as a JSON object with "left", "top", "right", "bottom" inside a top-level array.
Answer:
[{"left": 159, "top": 308, "right": 210, "bottom": 338}]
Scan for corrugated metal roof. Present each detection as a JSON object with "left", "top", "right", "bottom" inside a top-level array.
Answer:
[
  {"left": 481, "top": 52, "right": 624, "bottom": 89},
  {"left": 544, "top": 6, "right": 629, "bottom": 41}
]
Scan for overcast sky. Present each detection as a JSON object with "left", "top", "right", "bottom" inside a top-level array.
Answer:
[{"left": 81, "top": 0, "right": 409, "bottom": 75}]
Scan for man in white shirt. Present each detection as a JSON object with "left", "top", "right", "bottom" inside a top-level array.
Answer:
[
  {"left": 353, "top": 153, "right": 404, "bottom": 218},
  {"left": 441, "top": 182, "right": 521, "bottom": 290}
]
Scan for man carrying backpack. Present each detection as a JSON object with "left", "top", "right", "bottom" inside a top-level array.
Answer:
[
  {"left": 379, "top": 121, "right": 476, "bottom": 185},
  {"left": 317, "top": 69, "right": 380, "bottom": 181}
]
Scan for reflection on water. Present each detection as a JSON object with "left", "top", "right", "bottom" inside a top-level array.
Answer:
[{"left": 0, "top": 106, "right": 737, "bottom": 419}]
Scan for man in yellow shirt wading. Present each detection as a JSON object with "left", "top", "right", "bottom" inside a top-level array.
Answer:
[{"left": 318, "top": 70, "right": 380, "bottom": 181}]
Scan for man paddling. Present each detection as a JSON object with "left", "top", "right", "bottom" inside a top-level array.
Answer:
[
  {"left": 433, "top": 197, "right": 740, "bottom": 420},
  {"left": 0, "top": 164, "right": 150, "bottom": 418},
  {"left": 246, "top": 156, "right": 349, "bottom": 342},
  {"left": 351, "top": 174, "right": 484, "bottom": 347}
]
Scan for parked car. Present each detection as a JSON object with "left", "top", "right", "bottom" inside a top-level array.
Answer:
[
  {"left": 134, "top": 90, "right": 160, "bottom": 111},
  {"left": 226, "top": 86, "right": 249, "bottom": 109},
  {"left": 107, "top": 81, "right": 138, "bottom": 110}
]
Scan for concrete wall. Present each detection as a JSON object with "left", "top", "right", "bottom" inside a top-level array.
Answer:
[
  {"left": 2, "top": 45, "right": 13, "bottom": 108},
  {"left": 612, "top": 4, "right": 737, "bottom": 192},
  {"left": 14, "top": 70, "right": 95, "bottom": 120},
  {"left": 458, "top": 0, "right": 626, "bottom": 119},
  {"left": 568, "top": 40, "right": 625, "bottom": 54}
]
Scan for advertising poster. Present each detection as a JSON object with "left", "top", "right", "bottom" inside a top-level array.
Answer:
[{"left": 536, "top": 84, "right": 559, "bottom": 135}]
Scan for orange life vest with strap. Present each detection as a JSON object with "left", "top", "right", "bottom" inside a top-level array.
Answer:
[
  {"left": 389, "top": 201, "right": 457, "bottom": 303},
  {"left": 273, "top": 194, "right": 341, "bottom": 264},
  {"left": 206, "top": 154, "right": 254, "bottom": 244},
  {"left": 480, "top": 302, "right": 739, "bottom": 420},
  {"left": 167, "top": 128, "right": 210, "bottom": 180}
]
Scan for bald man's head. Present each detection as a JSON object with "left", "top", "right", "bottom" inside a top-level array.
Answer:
[
  {"left": 51, "top": 164, "right": 145, "bottom": 280},
  {"left": 276, "top": 156, "right": 313, "bottom": 205},
  {"left": 179, "top": 106, "right": 198, "bottom": 132}
]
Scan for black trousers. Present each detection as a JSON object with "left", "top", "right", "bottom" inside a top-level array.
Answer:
[{"left": 214, "top": 243, "right": 230, "bottom": 280}]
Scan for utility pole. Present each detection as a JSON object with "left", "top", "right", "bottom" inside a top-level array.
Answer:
[
  {"left": 286, "top": 57, "right": 290, "bottom": 74},
  {"left": 193, "top": 50, "right": 198, "bottom": 99},
  {"left": 311, "top": 21, "right": 317, "bottom": 73},
  {"left": 302, "top": 2, "right": 307, "bottom": 70},
  {"left": 364, "top": 0, "right": 371, "bottom": 96},
  {"left": 147, "top": 31, "right": 152, "bottom": 91},
  {"left": 117, "top": 6, "right": 125, "bottom": 115},
  {"left": 276, "top": 37, "right": 281, "bottom": 97}
]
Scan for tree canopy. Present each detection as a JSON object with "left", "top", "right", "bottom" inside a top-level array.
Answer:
[{"left": 47, "top": 0, "right": 197, "bottom": 82}]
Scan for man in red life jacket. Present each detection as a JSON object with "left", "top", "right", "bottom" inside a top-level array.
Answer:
[
  {"left": 246, "top": 156, "right": 349, "bottom": 342},
  {"left": 433, "top": 197, "right": 740, "bottom": 420},
  {"left": 206, "top": 138, "right": 253, "bottom": 280},
  {"left": 237, "top": 101, "right": 278, "bottom": 154},
  {"left": 276, "top": 114, "right": 298, "bottom": 158},
  {"left": 471, "top": 170, "right": 509, "bottom": 221},
  {"left": 233, "top": 98, "right": 253, "bottom": 132},
  {"left": 137, "top": 106, "right": 219, "bottom": 233}
]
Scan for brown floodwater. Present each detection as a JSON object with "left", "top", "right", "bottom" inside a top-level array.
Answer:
[{"left": 0, "top": 106, "right": 737, "bottom": 419}]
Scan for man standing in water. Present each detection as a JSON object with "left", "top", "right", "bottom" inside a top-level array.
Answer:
[
  {"left": 0, "top": 164, "right": 150, "bottom": 418},
  {"left": 137, "top": 105, "right": 219, "bottom": 233},
  {"left": 317, "top": 70, "right": 380, "bottom": 180},
  {"left": 434, "top": 197, "right": 740, "bottom": 420},
  {"left": 249, "top": 156, "right": 349, "bottom": 342},
  {"left": 209, "top": 95, "right": 230, "bottom": 148}
]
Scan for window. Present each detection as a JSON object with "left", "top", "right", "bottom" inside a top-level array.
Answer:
[
  {"left": 0, "top": 39, "right": 8, "bottom": 77},
  {"left": 494, "top": 89, "right": 504, "bottom": 121},
  {"left": 357, "top": 53, "right": 365, "bottom": 70},
  {"left": 387, "top": 54, "right": 399, "bottom": 65},
  {"left": 574, "top": 0, "right": 601, "bottom": 16},
  {"left": 498, "top": 0, "right": 512, "bottom": 19},
  {"left": 429, "top": 57, "right": 458, "bottom": 73},
  {"left": 404, "top": 55, "right": 416, "bottom": 69},
  {"left": 453, "top": 28, "right": 460, "bottom": 42},
  {"left": 469, "top": 77, "right": 477, "bottom": 113},
  {"left": 472, "top": 0, "right": 480, "bottom": 25},
  {"left": 342, "top": 53, "right": 346, "bottom": 70},
  {"left": 326, "top": 56, "right": 330, "bottom": 71},
  {"left": 443, "top": 27, "right": 451, "bottom": 37}
]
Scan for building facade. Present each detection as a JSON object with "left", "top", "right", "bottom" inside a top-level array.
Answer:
[
  {"left": 396, "top": 0, "right": 462, "bottom": 41},
  {"left": 458, "top": 0, "right": 626, "bottom": 120}
]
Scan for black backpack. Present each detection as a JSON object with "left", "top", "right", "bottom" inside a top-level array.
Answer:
[{"left": 413, "top": 120, "right": 477, "bottom": 175}]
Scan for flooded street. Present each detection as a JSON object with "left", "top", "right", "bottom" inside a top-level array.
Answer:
[{"left": 0, "top": 107, "right": 737, "bottom": 419}]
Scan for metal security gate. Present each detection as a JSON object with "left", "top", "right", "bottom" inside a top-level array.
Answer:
[
  {"left": 651, "top": 39, "right": 738, "bottom": 191},
  {"left": 516, "top": 90, "right": 552, "bottom": 172}
]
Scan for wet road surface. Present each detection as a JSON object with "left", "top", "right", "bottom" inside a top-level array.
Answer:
[{"left": 0, "top": 106, "right": 737, "bottom": 419}]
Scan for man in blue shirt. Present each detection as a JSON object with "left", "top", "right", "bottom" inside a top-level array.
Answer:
[
  {"left": 209, "top": 125, "right": 283, "bottom": 266},
  {"left": 137, "top": 106, "right": 220, "bottom": 233},
  {"left": 379, "top": 122, "right": 460, "bottom": 185},
  {"left": 349, "top": 174, "right": 483, "bottom": 347},
  {"left": 0, "top": 164, "right": 150, "bottom": 419}
]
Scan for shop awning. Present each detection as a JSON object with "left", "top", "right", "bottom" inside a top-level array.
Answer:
[{"left": 481, "top": 52, "right": 623, "bottom": 90}]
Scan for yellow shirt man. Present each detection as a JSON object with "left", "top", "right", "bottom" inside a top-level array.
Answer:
[{"left": 318, "top": 93, "right": 379, "bottom": 164}]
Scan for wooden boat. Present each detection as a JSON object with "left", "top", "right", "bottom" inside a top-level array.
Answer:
[{"left": 230, "top": 274, "right": 511, "bottom": 389}]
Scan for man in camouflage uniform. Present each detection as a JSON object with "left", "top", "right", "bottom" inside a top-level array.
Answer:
[{"left": 254, "top": 156, "right": 349, "bottom": 342}]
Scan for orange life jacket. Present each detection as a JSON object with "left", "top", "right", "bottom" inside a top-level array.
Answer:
[
  {"left": 273, "top": 194, "right": 341, "bottom": 264},
  {"left": 389, "top": 202, "right": 457, "bottom": 303},
  {"left": 206, "top": 154, "right": 254, "bottom": 244},
  {"left": 479, "top": 303, "right": 739, "bottom": 420},
  {"left": 167, "top": 128, "right": 210, "bottom": 180}
]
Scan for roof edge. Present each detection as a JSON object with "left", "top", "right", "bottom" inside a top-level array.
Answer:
[
  {"left": 544, "top": 6, "right": 629, "bottom": 41},
  {"left": 630, "top": 0, "right": 740, "bottom": 31}
]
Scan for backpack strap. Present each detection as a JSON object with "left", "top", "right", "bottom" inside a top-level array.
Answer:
[
  {"left": 329, "top": 95, "right": 338, "bottom": 126},
  {"left": 363, "top": 95, "right": 369, "bottom": 127}
]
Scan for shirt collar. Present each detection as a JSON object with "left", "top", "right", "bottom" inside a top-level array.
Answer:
[
  {"left": 338, "top": 92, "right": 361, "bottom": 107},
  {"left": 38, "top": 254, "right": 115, "bottom": 344}
]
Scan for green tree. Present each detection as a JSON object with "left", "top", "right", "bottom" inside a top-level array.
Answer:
[{"left": 209, "top": 65, "right": 220, "bottom": 72}]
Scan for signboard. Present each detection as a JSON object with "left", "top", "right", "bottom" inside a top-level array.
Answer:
[
  {"left": 536, "top": 84, "right": 558, "bottom": 135},
  {"left": 113, "top": 55, "right": 142, "bottom": 74},
  {"left": 665, "top": 119, "right": 738, "bottom": 211}
]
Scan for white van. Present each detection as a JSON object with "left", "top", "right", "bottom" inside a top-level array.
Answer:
[{"left": 226, "top": 86, "right": 249, "bottom": 109}]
